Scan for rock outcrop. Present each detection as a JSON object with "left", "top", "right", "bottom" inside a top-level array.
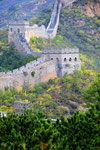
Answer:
[{"left": 63, "top": 0, "right": 100, "bottom": 17}]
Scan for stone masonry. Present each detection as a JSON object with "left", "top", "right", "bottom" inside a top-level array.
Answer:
[
  {"left": 0, "top": 48, "right": 81, "bottom": 91},
  {"left": 0, "top": 0, "right": 81, "bottom": 91},
  {"left": 42, "top": 48, "right": 81, "bottom": 77},
  {"left": 14, "top": 101, "right": 29, "bottom": 115}
]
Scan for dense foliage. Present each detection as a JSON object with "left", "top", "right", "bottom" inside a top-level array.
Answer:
[
  {"left": 0, "top": 102, "right": 99, "bottom": 150},
  {"left": 29, "top": 35, "right": 67, "bottom": 52},
  {"left": 0, "top": 30, "right": 36, "bottom": 72}
]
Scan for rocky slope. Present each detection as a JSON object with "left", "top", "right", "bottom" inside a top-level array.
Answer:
[{"left": 64, "top": 0, "right": 100, "bottom": 17}]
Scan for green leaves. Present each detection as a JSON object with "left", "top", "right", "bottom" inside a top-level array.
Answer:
[
  {"left": 0, "top": 103, "right": 99, "bottom": 150},
  {"left": 84, "top": 71, "right": 100, "bottom": 102}
]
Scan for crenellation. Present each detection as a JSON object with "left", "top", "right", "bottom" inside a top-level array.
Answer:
[
  {"left": 42, "top": 48, "right": 79, "bottom": 54},
  {"left": 0, "top": 0, "right": 81, "bottom": 91},
  {"left": 0, "top": 57, "right": 44, "bottom": 77},
  {"left": 0, "top": 60, "right": 57, "bottom": 91}
]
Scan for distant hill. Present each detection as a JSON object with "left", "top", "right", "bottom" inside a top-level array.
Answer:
[{"left": 0, "top": 0, "right": 55, "bottom": 28}]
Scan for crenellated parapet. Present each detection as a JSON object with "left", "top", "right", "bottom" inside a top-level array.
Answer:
[
  {"left": 8, "top": 21, "right": 48, "bottom": 44},
  {"left": 42, "top": 48, "right": 79, "bottom": 54},
  {"left": 0, "top": 0, "right": 82, "bottom": 91},
  {"left": 0, "top": 57, "right": 43, "bottom": 76},
  {"left": 0, "top": 47, "right": 81, "bottom": 90},
  {"left": 0, "top": 59, "right": 57, "bottom": 91},
  {"left": 42, "top": 48, "right": 81, "bottom": 77}
]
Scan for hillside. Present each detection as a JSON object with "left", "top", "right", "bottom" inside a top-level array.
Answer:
[
  {"left": 0, "top": 0, "right": 55, "bottom": 28},
  {"left": 58, "top": 9, "right": 100, "bottom": 68},
  {"left": 29, "top": 0, "right": 100, "bottom": 69},
  {"left": 0, "top": 0, "right": 100, "bottom": 117},
  {"left": 0, "top": 68, "right": 99, "bottom": 118},
  {"left": 65, "top": 0, "right": 100, "bottom": 17},
  {"left": 60, "top": 0, "right": 100, "bottom": 68}
]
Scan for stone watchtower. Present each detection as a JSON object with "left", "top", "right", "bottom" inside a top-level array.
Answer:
[
  {"left": 8, "top": 21, "right": 29, "bottom": 43},
  {"left": 42, "top": 48, "right": 81, "bottom": 77},
  {"left": 14, "top": 101, "right": 29, "bottom": 115}
]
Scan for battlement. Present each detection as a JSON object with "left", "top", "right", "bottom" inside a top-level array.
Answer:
[
  {"left": 0, "top": 47, "right": 81, "bottom": 90},
  {"left": 0, "top": 60, "right": 57, "bottom": 91},
  {"left": 9, "top": 21, "right": 29, "bottom": 26},
  {"left": 0, "top": 57, "right": 44, "bottom": 76},
  {"left": 43, "top": 48, "right": 79, "bottom": 54},
  {"left": 0, "top": 0, "right": 81, "bottom": 91},
  {"left": 0, "top": 47, "right": 80, "bottom": 77},
  {"left": 9, "top": 21, "right": 46, "bottom": 29}
]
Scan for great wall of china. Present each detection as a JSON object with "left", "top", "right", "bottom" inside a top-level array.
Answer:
[{"left": 0, "top": 0, "right": 81, "bottom": 91}]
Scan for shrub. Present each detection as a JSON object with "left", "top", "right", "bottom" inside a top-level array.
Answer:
[{"left": 31, "top": 71, "right": 35, "bottom": 77}]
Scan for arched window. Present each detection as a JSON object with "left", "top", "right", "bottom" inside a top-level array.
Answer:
[
  {"left": 64, "top": 58, "right": 67, "bottom": 62},
  {"left": 10, "top": 28, "right": 13, "bottom": 32},
  {"left": 56, "top": 58, "right": 59, "bottom": 61},
  {"left": 51, "top": 58, "right": 53, "bottom": 60},
  {"left": 74, "top": 57, "right": 77, "bottom": 61},
  {"left": 17, "top": 28, "right": 20, "bottom": 33},
  {"left": 69, "top": 58, "right": 72, "bottom": 61}
]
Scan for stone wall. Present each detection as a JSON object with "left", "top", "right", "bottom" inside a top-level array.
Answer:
[
  {"left": 2, "top": 0, "right": 82, "bottom": 91},
  {"left": 46, "top": 0, "right": 62, "bottom": 39},
  {"left": 0, "top": 60, "right": 57, "bottom": 91},
  {"left": 14, "top": 101, "right": 29, "bottom": 115},
  {"left": 13, "top": 32, "right": 42, "bottom": 57},
  {"left": 0, "top": 57, "right": 44, "bottom": 76},
  {"left": 8, "top": 21, "right": 48, "bottom": 43},
  {"left": 26, "top": 25, "right": 48, "bottom": 42},
  {"left": 0, "top": 48, "right": 81, "bottom": 91}
]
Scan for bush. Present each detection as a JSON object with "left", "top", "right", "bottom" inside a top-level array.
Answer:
[
  {"left": 31, "top": 71, "right": 35, "bottom": 77},
  {"left": 0, "top": 103, "right": 99, "bottom": 149}
]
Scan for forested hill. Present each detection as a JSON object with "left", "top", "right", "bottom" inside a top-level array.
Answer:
[{"left": 0, "top": 0, "right": 55, "bottom": 28}]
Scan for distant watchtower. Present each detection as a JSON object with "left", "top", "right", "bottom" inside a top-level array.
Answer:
[
  {"left": 42, "top": 48, "right": 81, "bottom": 77},
  {"left": 8, "top": 21, "right": 29, "bottom": 43},
  {"left": 14, "top": 101, "right": 29, "bottom": 115}
]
